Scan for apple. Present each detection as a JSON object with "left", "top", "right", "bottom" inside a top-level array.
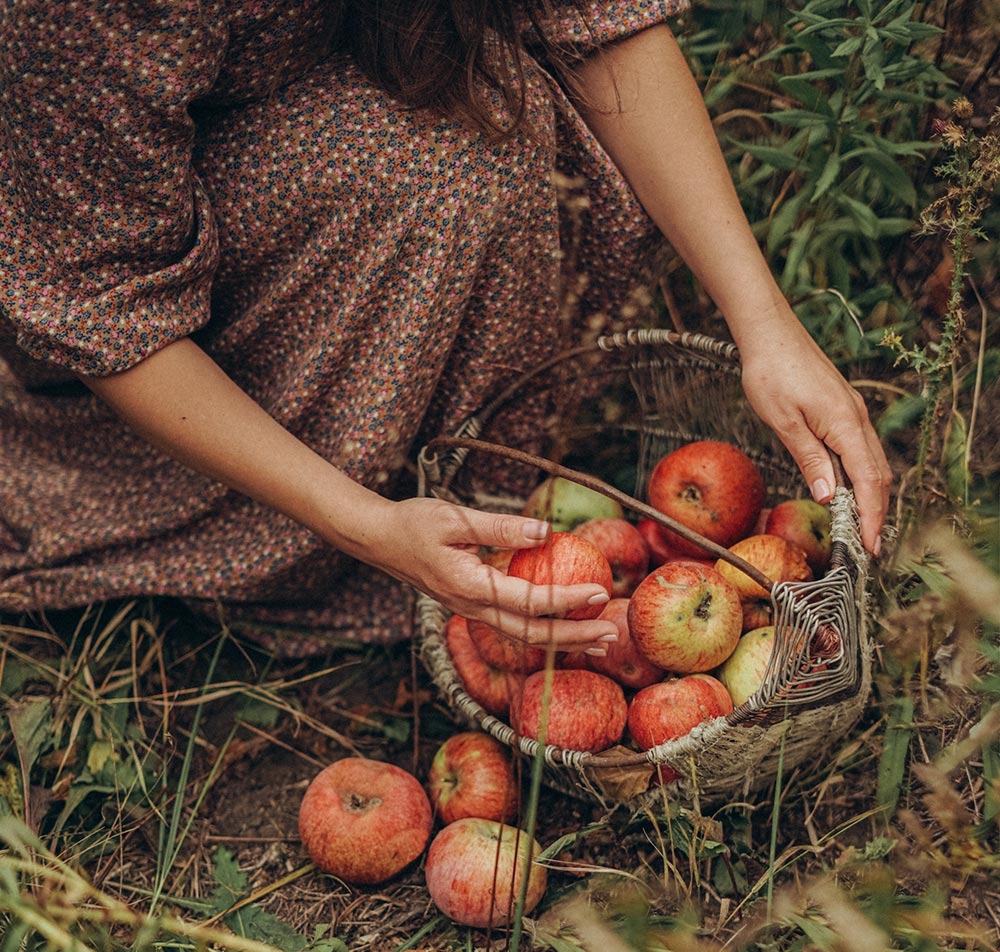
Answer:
[
  {"left": 510, "top": 668, "right": 627, "bottom": 752},
  {"left": 627, "top": 561, "right": 742, "bottom": 673},
  {"left": 425, "top": 818, "right": 547, "bottom": 927},
  {"left": 445, "top": 615, "right": 519, "bottom": 715},
  {"left": 714, "top": 534, "right": 812, "bottom": 602},
  {"left": 636, "top": 518, "right": 679, "bottom": 567},
  {"left": 467, "top": 618, "right": 548, "bottom": 674},
  {"left": 717, "top": 625, "right": 776, "bottom": 707},
  {"left": 646, "top": 440, "right": 765, "bottom": 557},
  {"left": 507, "top": 532, "right": 613, "bottom": 621},
  {"left": 741, "top": 597, "right": 773, "bottom": 632},
  {"left": 585, "top": 597, "right": 664, "bottom": 690},
  {"left": 428, "top": 732, "right": 519, "bottom": 825},
  {"left": 522, "top": 475, "right": 624, "bottom": 531},
  {"left": 765, "top": 498, "right": 833, "bottom": 573},
  {"left": 298, "top": 758, "right": 432, "bottom": 885},
  {"left": 572, "top": 517, "right": 649, "bottom": 596},
  {"left": 628, "top": 674, "right": 732, "bottom": 750}
]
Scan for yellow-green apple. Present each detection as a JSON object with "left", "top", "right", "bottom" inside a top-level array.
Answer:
[
  {"left": 714, "top": 534, "right": 812, "bottom": 602},
  {"left": 572, "top": 517, "right": 649, "bottom": 596},
  {"left": 428, "top": 732, "right": 518, "bottom": 825},
  {"left": 509, "top": 668, "right": 627, "bottom": 752},
  {"left": 627, "top": 561, "right": 742, "bottom": 673},
  {"left": 467, "top": 618, "right": 547, "bottom": 674},
  {"left": 765, "top": 498, "right": 833, "bottom": 573},
  {"left": 585, "top": 597, "right": 664, "bottom": 690},
  {"left": 522, "top": 475, "right": 623, "bottom": 531},
  {"left": 507, "top": 532, "right": 613, "bottom": 621},
  {"left": 298, "top": 758, "right": 432, "bottom": 885},
  {"left": 717, "top": 625, "right": 776, "bottom": 706},
  {"left": 646, "top": 440, "right": 765, "bottom": 557},
  {"left": 446, "top": 615, "right": 519, "bottom": 714},
  {"left": 425, "top": 818, "right": 547, "bottom": 927},
  {"left": 627, "top": 674, "right": 733, "bottom": 784}
]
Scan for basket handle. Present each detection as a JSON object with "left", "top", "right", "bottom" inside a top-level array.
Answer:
[{"left": 423, "top": 435, "right": 777, "bottom": 593}]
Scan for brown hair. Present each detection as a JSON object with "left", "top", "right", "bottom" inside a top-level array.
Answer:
[{"left": 324, "top": 0, "right": 583, "bottom": 137}]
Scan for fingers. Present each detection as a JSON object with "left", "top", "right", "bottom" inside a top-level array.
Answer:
[{"left": 437, "top": 504, "right": 552, "bottom": 550}]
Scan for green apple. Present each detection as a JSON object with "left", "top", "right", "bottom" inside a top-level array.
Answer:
[{"left": 521, "top": 476, "right": 623, "bottom": 531}]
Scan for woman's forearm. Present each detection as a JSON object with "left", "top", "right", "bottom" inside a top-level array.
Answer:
[
  {"left": 81, "top": 338, "right": 395, "bottom": 557},
  {"left": 571, "top": 24, "right": 791, "bottom": 350}
]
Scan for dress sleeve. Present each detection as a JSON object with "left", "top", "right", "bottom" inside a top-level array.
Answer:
[
  {"left": 0, "top": 1, "right": 228, "bottom": 376},
  {"left": 523, "top": 0, "right": 691, "bottom": 53}
]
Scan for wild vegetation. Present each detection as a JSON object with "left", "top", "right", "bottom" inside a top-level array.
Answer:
[{"left": 2, "top": 1, "right": 998, "bottom": 949}]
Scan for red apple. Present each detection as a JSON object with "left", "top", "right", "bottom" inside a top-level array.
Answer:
[
  {"left": 522, "top": 475, "right": 623, "bottom": 531},
  {"left": 445, "top": 615, "right": 520, "bottom": 715},
  {"left": 627, "top": 561, "right": 742, "bottom": 673},
  {"left": 717, "top": 625, "right": 776, "bottom": 707},
  {"left": 714, "top": 534, "right": 812, "bottom": 602},
  {"left": 585, "top": 597, "right": 664, "bottom": 690},
  {"left": 467, "top": 618, "right": 548, "bottom": 674},
  {"left": 425, "top": 818, "right": 547, "bottom": 927},
  {"left": 636, "top": 518, "right": 679, "bottom": 567},
  {"left": 510, "top": 668, "right": 627, "bottom": 753},
  {"left": 428, "top": 732, "right": 519, "bottom": 825},
  {"left": 627, "top": 674, "right": 732, "bottom": 751},
  {"left": 741, "top": 597, "right": 773, "bottom": 632},
  {"left": 765, "top": 498, "right": 833, "bottom": 573},
  {"left": 688, "top": 673, "right": 735, "bottom": 716},
  {"left": 572, "top": 517, "right": 649, "bottom": 596},
  {"left": 507, "top": 532, "right": 613, "bottom": 621},
  {"left": 298, "top": 758, "right": 432, "bottom": 885},
  {"left": 646, "top": 440, "right": 765, "bottom": 557}
]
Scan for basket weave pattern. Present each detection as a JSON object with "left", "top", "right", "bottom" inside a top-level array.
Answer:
[{"left": 416, "top": 330, "right": 872, "bottom": 808}]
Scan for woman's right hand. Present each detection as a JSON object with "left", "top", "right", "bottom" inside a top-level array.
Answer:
[{"left": 357, "top": 496, "right": 619, "bottom": 652}]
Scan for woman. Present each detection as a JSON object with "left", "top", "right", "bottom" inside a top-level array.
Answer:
[{"left": 0, "top": 1, "right": 892, "bottom": 655}]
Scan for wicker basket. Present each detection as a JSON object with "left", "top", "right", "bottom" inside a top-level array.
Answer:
[{"left": 415, "top": 329, "right": 872, "bottom": 809}]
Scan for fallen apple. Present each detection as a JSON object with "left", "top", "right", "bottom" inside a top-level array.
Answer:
[
  {"left": 510, "top": 668, "right": 627, "bottom": 752},
  {"left": 425, "top": 818, "right": 547, "bottom": 928},
  {"left": 428, "top": 732, "right": 519, "bottom": 825},
  {"left": 627, "top": 560, "right": 742, "bottom": 673},
  {"left": 646, "top": 440, "right": 765, "bottom": 557},
  {"left": 298, "top": 758, "right": 432, "bottom": 885},
  {"left": 522, "top": 475, "right": 623, "bottom": 531}
]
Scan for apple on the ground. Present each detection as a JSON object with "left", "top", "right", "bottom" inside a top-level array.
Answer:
[
  {"left": 507, "top": 532, "right": 613, "bottom": 621},
  {"left": 522, "top": 475, "right": 623, "bottom": 531},
  {"left": 424, "top": 818, "right": 547, "bottom": 928},
  {"left": 646, "top": 440, "right": 765, "bottom": 557},
  {"left": 510, "top": 668, "right": 627, "bottom": 753},
  {"left": 572, "top": 517, "right": 649, "bottom": 597},
  {"left": 428, "top": 732, "right": 519, "bottom": 825},
  {"left": 627, "top": 560, "right": 742, "bottom": 673},
  {"left": 298, "top": 758, "right": 432, "bottom": 885},
  {"left": 585, "top": 597, "right": 664, "bottom": 690},
  {"left": 765, "top": 498, "right": 833, "bottom": 573}
]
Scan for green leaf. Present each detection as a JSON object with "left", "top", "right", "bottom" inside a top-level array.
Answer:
[
  {"left": 877, "top": 393, "right": 924, "bottom": 438},
  {"left": 7, "top": 698, "right": 53, "bottom": 774},
  {"left": 735, "top": 141, "right": 803, "bottom": 171},
  {"left": 813, "top": 151, "right": 842, "bottom": 200},
  {"left": 832, "top": 35, "right": 864, "bottom": 58},
  {"left": 877, "top": 694, "right": 914, "bottom": 815}
]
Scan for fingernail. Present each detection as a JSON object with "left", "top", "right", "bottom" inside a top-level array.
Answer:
[
  {"left": 522, "top": 520, "right": 549, "bottom": 541},
  {"left": 811, "top": 478, "right": 832, "bottom": 502},
  {"left": 587, "top": 592, "right": 610, "bottom": 607},
  {"left": 599, "top": 632, "right": 618, "bottom": 643},
  {"left": 873, "top": 536, "right": 882, "bottom": 558},
  {"left": 584, "top": 646, "right": 608, "bottom": 657}
]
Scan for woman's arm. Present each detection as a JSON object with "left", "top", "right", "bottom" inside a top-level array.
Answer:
[
  {"left": 82, "top": 339, "right": 618, "bottom": 648},
  {"left": 571, "top": 24, "right": 892, "bottom": 554}
]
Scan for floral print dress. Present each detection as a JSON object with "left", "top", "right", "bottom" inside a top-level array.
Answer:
[{"left": 0, "top": 0, "right": 689, "bottom": 652}]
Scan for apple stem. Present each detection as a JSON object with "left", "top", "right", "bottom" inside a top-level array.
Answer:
[{"left": 425, "top": 435, "right": 775, "bottom": 593}]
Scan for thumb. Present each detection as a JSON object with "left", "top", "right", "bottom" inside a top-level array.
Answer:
[
  {"left": 779, "top": 428, "right": 837, "bottom": 505},
  {"left": 453, "top": 507, "right": 552, "bottom": 550}
]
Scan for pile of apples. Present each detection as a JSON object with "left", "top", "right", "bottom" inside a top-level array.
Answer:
[
  {"left": 450, "top": 439, "right": 835, "bottom": 781},
  {"left": 298, "top": 737, "right": 544, "bottom": 928}
]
